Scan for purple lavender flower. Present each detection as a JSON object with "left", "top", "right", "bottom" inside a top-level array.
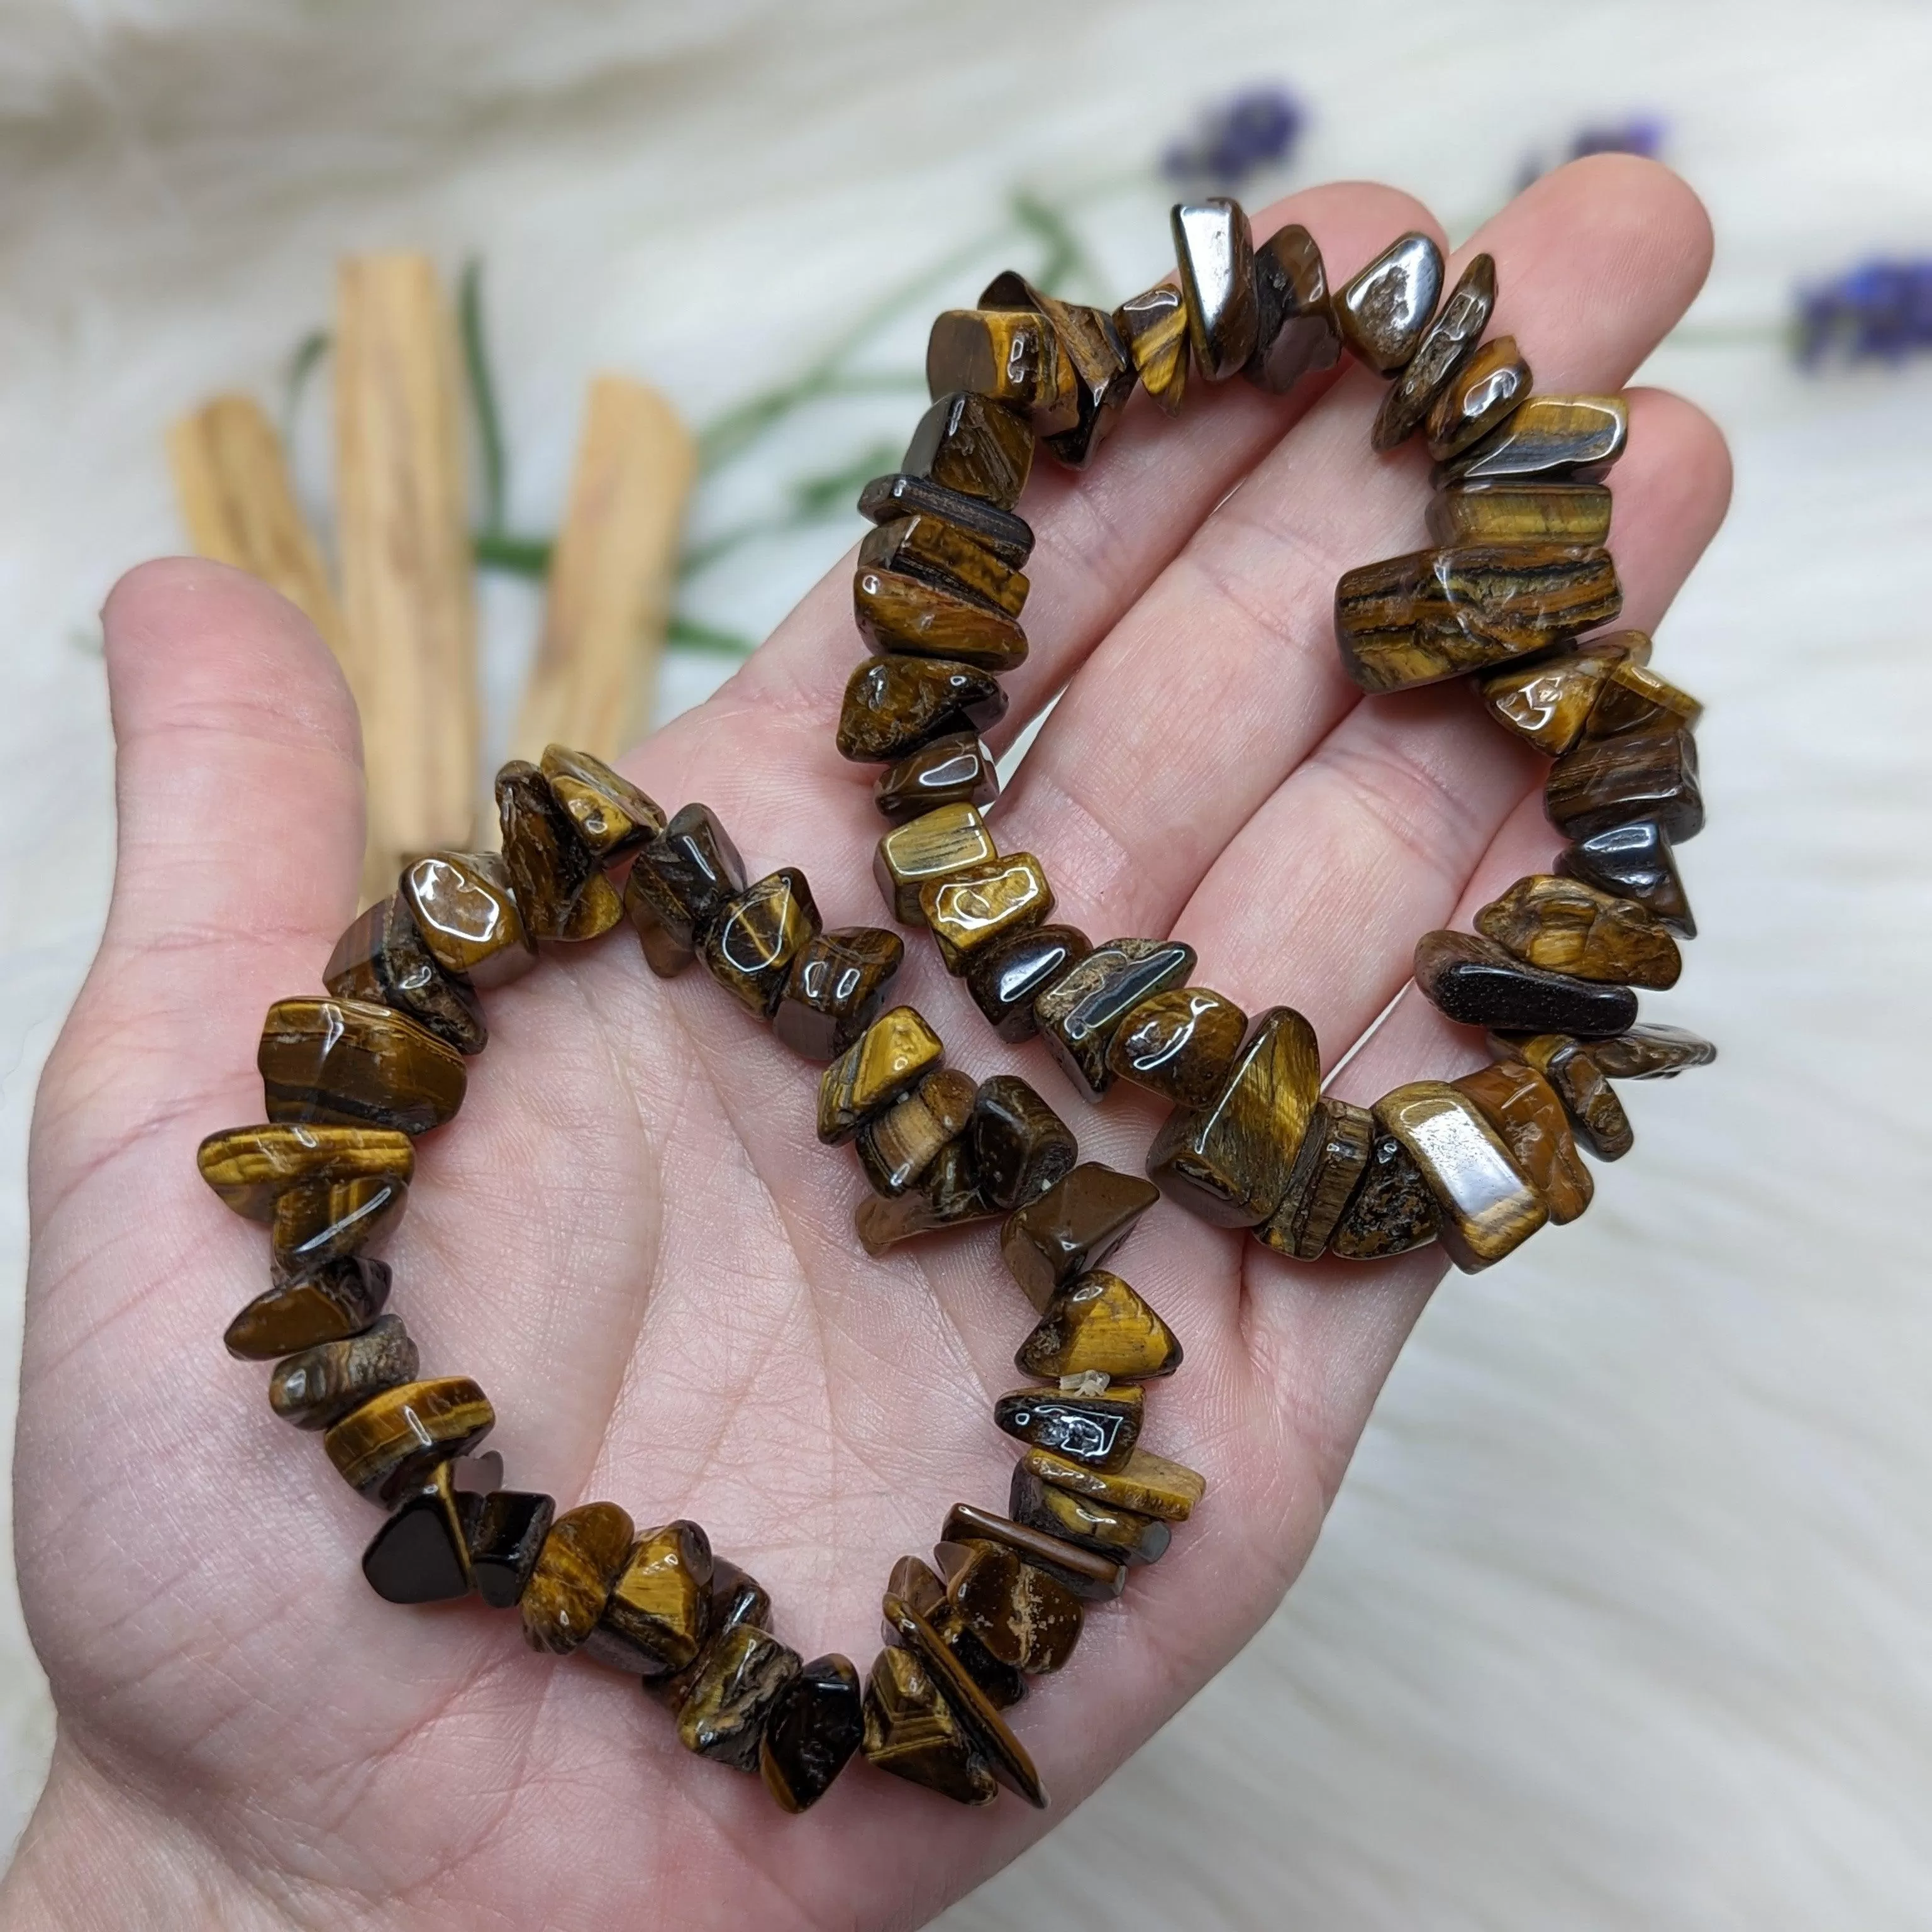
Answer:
[
  {"left": 1518, "top": 116, "right": 1666, "bottom": 191},
  {"left": 1795, "top": 259, "right": 1932, "bottom": 365},
  {"left": 1163, "top": 86, "right": 1304, "bottom": 189}
]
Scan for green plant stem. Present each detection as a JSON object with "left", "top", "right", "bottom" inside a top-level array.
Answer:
[
  {"left": 667, "top": 616, "right": 758, "bottom": 656},
  {"left": 281, "top": 330, "right": 330, "bottom": 445},
  {"left": 474, "top": 531, "right": 553, "bottom": 577},
  {"left": 460, "top": 258, "right": 509, "bottom": 536}
]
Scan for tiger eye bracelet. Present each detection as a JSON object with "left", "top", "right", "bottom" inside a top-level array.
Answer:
[{"left": 199, "top": 196, "right": 1714, "bottom": 1818}]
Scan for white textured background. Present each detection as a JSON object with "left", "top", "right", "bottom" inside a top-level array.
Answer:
[{"left": 3, "top": 2, "right": 1930, "bottom": 1925}]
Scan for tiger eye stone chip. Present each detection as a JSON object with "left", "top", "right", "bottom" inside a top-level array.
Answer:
[
  {"left": 1113, "top": 284, "right": 1189, "bottom": 414},
  {"left": 1424, "top": 333, "right": 1532, "bottom": 460},
  {"left": 1009, "top": 1462, "right": 1170, "bottom": 1568},
  {"left": 1173, "top": 197, "right": 1259, "bottom": 381},
  {"left": 969, "top": 1075, "right": 1077, "bottom": 1212},
  {"left": 521, "top": 1501, "right": 636, "bottom": 1655},
  {"left": 836, "top": 654, "right": 1009, "bottom": 764},
  {"left": 269, "top": 1312, "right": 419, "bottom": 1428},
  {"left": 1326, "top": 1133, "right": 1438, "bottom": 1260},
  {"left": 1480, "top": 630, "right": 1650, "bottom": 757},
  {"left": 925, "top": 308, "right": 1075, "bottom": 425},
  {"left": 874, "top": 803, "right": 997, "bottom": 925},
  {"left": 325, "top": 895, "right": 487, "bottom": 1055},
  {"left": 225, "top": 1255, "right": 391, "bottom": 1360},
  {"left": 760, "top": 1653, "right": 864, "bottom": 1812},
  {"left": 993, "top": 1384, "right": 1143, "bottom": 1471},
  {"left": 1374, "top": 1081, "right": 1546, "bottom": 1274},
  {"left": 588, "top": 1519, "right": 714, "bottom": 1677},
  {"left": 1453, "top": 1059, "right": 1593, "bottom": 1226},
  {"left": 538, "top": 744, "right": 665, "bottom": 857},
  {"left": 1035, "top": 938, "right": 1197, "bottom": 1097},
  {"left": 258, "top": 997, "right": 467, "bottom": 1136},
  {"left": 324, "top": 1375, "right": 494, "bottom": 1502},
  {"left": 872, "top": 733, "right": 1000, "bottom": 823},
  {"left": 1558, "top": 818, "right": 1696, "bottom": 938},
  {"left": 921, "top": 855, "right": 1055, "bottom": 974},
  {"left": 901, "top": 391, "right": 1034, "bottom": 510},
  {"left": 1333, "top": 231, "right": 1444, "bottom": 373},
  {"left": 859, "top": 516, "right": 1030, "bottom": 620},
  {"left": 1335, "top": 544, "right": 1623, "bottom": 694},
  {"left": 818, "top": 1006, "right": 945, "bottom": 1145},
  {"left": 966, "top": 923, "right": 1091, "bottom": 1041},
  {"left": 198, "top": 1123, "right": 415, "bottom": 1221},
  {"left": 702, "top": 868, "right": 821, "bottom": 1017},
  {"left": 1023, "top": 1445, "right": 1207, "bottom": 1524},
  {"left": 1147, "top": 1006, "right": 1321, "bottom": 1228},
  {"left": 773, "top": 926, "right": 904, "bottom": 1061},
  {"left": 1430, "top": 481, "right": 1614, "bottom": 547},
  {"left": 270, "top": 1173, "right": 406, "bottom": 1279},
  {"left": 853, "top": 566, "right": 1029, "bottom": 672},
  {"left": 1441, "top": 394, "right": 1628, "bottom": 484},
  {"left": 495, "top": 760, "right": 623, "bottom": 942},
  {"left": 1246, "top": 222, "right": 1341, "bottom": 394},
  {"left": 1546, "top": 721, "right": 1704, "bottom": 846},
  {"left": 401, "top": 850, "right": 536, "bottom": 989},
  {"left": 1413, "top": 930, "right": 1640, "bottom": 1038},
  {"left": 1014, "top": 1269, "right": 1180, "bottom": 1382},
  {"left": 676, "top": 1624, "right": 803, "bottom": 1771},
  {"left": 941, "top": 1503, "right": 1127, "bottom": 1603},
  {"left": 1502, "top": 1033, "right": 1636, "bottom": 1162},
  {"left": 1256, "top": 1097, "right": 1377, "bottom": 1260},
  {"left": 1001, "top": 1162, "right": 1161, "bottom": 1310},
  {"left": 1475, "top": 873, "right": 1682, "bottom": 988},
  {"left": 936, "top": 1539, "right": 1083, "bottom": 1675},
  {"left": 1105, "top": 985, "right": 1248, "bottom": 1109},
  {"left": 625, "top": 802, "right": 748, "bottom": 978},
  {"left": 1371, "top": 252, "right": 1494, "bottom": 448},
  {"left": 862, "top": 1642, "right": 997, "bottom": 1807}
]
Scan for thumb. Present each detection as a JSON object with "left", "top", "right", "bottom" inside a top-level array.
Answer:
[{"left": 35, "top": 558, "right": 366, "bottom": 1189}]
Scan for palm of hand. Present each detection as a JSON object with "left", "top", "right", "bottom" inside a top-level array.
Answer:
[{"left": 8, "top": 162, "right": 1723, "bottom": 1931}]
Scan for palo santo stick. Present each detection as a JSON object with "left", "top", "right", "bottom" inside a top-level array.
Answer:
[
  {"left": 167, "top": 394, "right": 350, "bottom": 665},
  {"left": 335, "top": 253, "right": 478, "bottom": 884},
  {"left": 511, "top": 374, "right": 696, "bottom": 765}
]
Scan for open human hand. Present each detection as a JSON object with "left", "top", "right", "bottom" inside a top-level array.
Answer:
[{"left": 3, "top": 156, "right": 1726, "bottom": 1932}]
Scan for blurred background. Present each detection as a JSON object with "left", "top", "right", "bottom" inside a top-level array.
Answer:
[{"left": 3, "top": 1, "right": 1930, "bottom": 1924}]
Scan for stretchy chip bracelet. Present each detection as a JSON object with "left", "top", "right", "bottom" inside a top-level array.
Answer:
[{"left": 198, "top": 197, "right": 1713, "bottom": 1818}]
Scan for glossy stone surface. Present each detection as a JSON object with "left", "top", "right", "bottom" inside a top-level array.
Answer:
[
  {"left": 969, "top": 1075, "right": 1077, "bottom": 1213},
  {"left": 1246, "top": 222, "right": 1341, "bottom": 394},
  {"left": 965, "top": 923, "right": 1091, "bottom": 1041},
  {"left": 1370, "top": 252, "right": 1494, "bottom": 448},
  {"left": 495, "top": 760, "right": 622, "bottom": 942},
  {"left": 899, "top": 1560, "right": 1025, "bottom": 1712},
  {"left": 872, "top": 733, "right": 1000, "bottom": 823},
  {"left": 881, "top": 1594, "right": 1046, "bottom": 1807},
  {"left": 1147, "top": 1006, "right": 1321, "bottom": 1228},
  {"left": 861, "top": 1642, "right": 998, "bottom": 1807},
  {"left": 1590, "top": 659, "right": 1705, "bottom": 737},
  {"left": 1333, "top": 231, "right": 1444, "bottom": 373},
  {"left": 760, "top": 1653, "right": 865, "bottom": 1812},
  {"left": 1558, "top": 818, "right": 1696, "bottom": 937},
  {"left": 539, "top": 744, "right": 665, "bottom": 857},
  {"left": 941, "top": 1503, "right": 1127, "bottom": 1602},
  {"left": 702, "top": 868, "right": 821, "bottom": 1017},
  {"left": 981, "top": 271, "right": 1138, "bottom": 468},
  {"left": 1024, "top": 1445, "right": 1206, "bottom": 1524},
  {"left": 362, "top": 1459, "right": 474, "bottom": 1604},
  {"left": 874, "top": 803, "right": 997, "bottom": 925},
  {"left": 1035, "top": 938, "right": 1197, "bottom": 1097},
  {"left": 1326, "top": 1134, "right": 1439, "bottom": 1259},
  {"left": 1256, "top": 1097, "right": 1377, "bottom": 1261},
  {"left": 1113, "top": 284, "right": 1189, "bottom": 414},
  {"left": 1476, "top": 872, "right": 1681, "bottom": 988},
  {"left": 921, "top": 855, "right": 1055, "bottom": 974},
  {"left": 400, "top": 850, "right": 536, "bottom": 990},
  {"left": 521, "top": 1502, "right": 636, "bottom": 1655},
  {"left": 901, "top": 391, "right": 1033, "bottom": 509},
  {"left": 1375, "top": 1081, "right": 1546, "bottom": 1272},
  {"left": 1430, "top": 480, "right": 1615, "bottom": 548},
  {"left": 1173, "top": 198, "right": 1258, "bottom": 380},
  {"left": 1503, "top": 1034, "right": 1635, "bottom": 1161},
  {"left": 1014, "top": 1269, "right": 1180, "bottom": 1382},
  {"left": 270, "top": 1174, "right": 405, "bottom": 1279},
  {"left": 1425, "top": 334, "right": 1532, "bottom": 460},
  {"left": 675, "top": 1625, "right": 802, "bottom": 1771},
  {"left": 836, "top": 655, "right": 1008, "bottom": 765},
  {"left": 1335, "top": 544, "right": 1623, "bottom": 694},
  {"left": 860, "top": 514, "right": 1030, "bottom": 619},
  {"left": 465, "top": 1489, "right": 557, "bottom": 1609},
  {"left": 925, "top": 308, "right": 1074, "bottom": 425},
  {"left": 818, "top": 1005, "right": 945, "bottom": 1144},
  {"left": 1009, "top": 1462, "right": 1169, "bottom": 1567},
  {"left": 773, "top": 926, "right": 904, "bottom": 1061},
  {"left": 589, "top": 1519, "right": 714, "bottom": 1677},
  {"left": 269, "top": 1313, "right": 418, "bottom": 1428},
  {"left": 1547, "top": 721, "right": 1704, "bottom": 844},
  {"left": 1589, "top": 1023, "right": 1718, "bottom": 1080},
  {"left": 1105, "top": 985, "right": 1248, "bottom": 1109},
  {"left": 199, "top": 1121, "right": 415, "bottom": 1221},
  {"left": 624, "top": 802, "right": 748, "bottom": 978},
  {"left": 259, "top": 996, "right": 466, "bottom": 1136},
  {"left": 1441, "top": 394, "right": 1628, "bottom": 484},
  {"left": 1001, "top": 1162, "right": 1161, "bottom": 1311},
  {"left": 1479, "top": 631, "right": 1650, "bottom": 756},
  {"left": 854, "top": 1138, "right": 992, "bottom": 1254},
  {"left": 652, "top": 1559, "right": 775, "bottom": 1713},
  {"left": 325, "top": 895, "right": 486, "bottom": 1055},
  {"left": 1455, "top": 1059, "right": 1593, "bottom": 1225},
  {"left": 994, "top": 1384, "right": 1143, "bottom": 1470},
  {"left": 857, "top": 1069, "right": 976, "bottom": 1196},
  {"left": 1413, "top": 930, "right": 1640, "bottom": 1037},
  {"left": 854, "top": 565, "right": 1029, "bottom": 672},
  {"left": 857, "top": 472, "right": 1035, "bottom": 569},
  {"left": 325, "top": 1376, "right": 494, "bottom": 1502},
  {"left": 225, "top": 1255, "right": 391, "bottom": 1361},
  {"left": 937, "top": 1540, "right": 1082, "bottom": 1675}
]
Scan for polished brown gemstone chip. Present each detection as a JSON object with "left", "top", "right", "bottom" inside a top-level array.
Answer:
[{"left": 258, "top": 997, "right": 467, "bottom": 1136}]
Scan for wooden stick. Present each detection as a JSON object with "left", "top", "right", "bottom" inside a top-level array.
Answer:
[
  {"left": 512, "top": 374, "right": 695, "bottom": 765},
  {"left": 167, "top": 394, "right": 350, "bottom": 664},
  {"left": 334, "top": 253, "right": 478, "bottom": 884}
]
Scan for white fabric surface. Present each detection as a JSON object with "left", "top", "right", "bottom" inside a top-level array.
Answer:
[{"left": 2, "top": 1, "right": 1929, "bottom": 1923}]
